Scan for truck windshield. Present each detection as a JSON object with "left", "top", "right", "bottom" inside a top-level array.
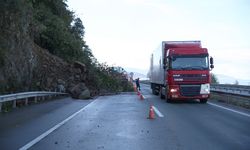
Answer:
[{"left": 171, "top": 55, "right": 209, "bottom": 70}]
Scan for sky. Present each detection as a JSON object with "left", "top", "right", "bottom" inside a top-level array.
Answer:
[{"left": 67, "top": 0, "right": 250, "bottom": 81}]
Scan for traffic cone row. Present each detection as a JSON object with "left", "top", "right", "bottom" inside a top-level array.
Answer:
[
  {"left": 137, "top": 91, "right": 145, "bottom": 100},
  {"left": 133, "top": 84, "right": 154, "bottom": 120}
]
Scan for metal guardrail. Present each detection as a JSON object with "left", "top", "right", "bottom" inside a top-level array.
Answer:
[
  {"left": 0, "top": 91, "right": 68, "bottom": 112},
  {"left": 143, "top": 80, "right": 250, "bottom": 97},
  {"left": 210, "top": 84, "right": 250, "bottom": 97}
]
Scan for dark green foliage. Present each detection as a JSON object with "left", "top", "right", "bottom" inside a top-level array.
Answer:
[
  {"left": 1, "top": 101, "right": 13, "bottom": 113},
  {"left": 211, "top": 73, "right": 219, "bottom": 84},
  {"left": 91, "top": 63, "right": 133, "bottom": 92},
  {"left": 72, "top": 18, "right": 85, "bottom": 38},
  {"left": 31, "top": 0, "right": 81, "bottom": 61}
]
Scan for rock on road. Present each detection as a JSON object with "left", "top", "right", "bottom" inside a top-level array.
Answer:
[{"left": 0, "top": 85, "right": 250, "bottom": 150}]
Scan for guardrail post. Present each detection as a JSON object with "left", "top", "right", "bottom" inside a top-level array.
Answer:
[
  {"left": 25, "top": 98, "right": 28, "bottom": 106},
  {"left": 0, "top": 102, "right": 2, "bottom": 112},
  {"left": 13, "top": 100, "right": 16, "bottom": 108},
  {"left": 34, "top": 97, "right": 37, "bottom": 103}
]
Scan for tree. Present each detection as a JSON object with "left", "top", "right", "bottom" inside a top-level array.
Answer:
[
  {"left": 31, "top": 0, "right": 86, "bottom": 62},
  {"left": 211, "top": 73, "right": 219, "bottom": 84},
  {"left": 71, "top": 17, "right": 85, "bottom": 39}
]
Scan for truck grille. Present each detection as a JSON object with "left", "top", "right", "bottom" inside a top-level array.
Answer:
[
  {"left": 180, "top": 85, "right": 201, "bottom": 97},
  {"left": 183, "top": 74, "right": 206, "bottom": 80},
  {"left": 174, "top": 74, "right": 207, "bottom": 82}
]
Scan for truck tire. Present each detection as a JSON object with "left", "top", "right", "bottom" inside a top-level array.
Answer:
[
  {"left": 152, "top": 89, "right": 155, "bottom": 95},
  {"left": 151, "top": 84, "right": 156, "bottom": 95},
  {"left": 152, "top": 84, "right": 159, "bottom": 95},
  {"left": 200, "top": 99, "right": 208, "bottom": 103},
  {"left": 160, "top": 88, "right": 165, "bottom": 99},
  {"left": 166, "top": 97, "right": 172, "bottom": 103}
]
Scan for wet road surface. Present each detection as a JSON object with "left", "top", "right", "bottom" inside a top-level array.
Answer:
[{"left": 1, "top": 85, "right": 250, "bottom": 150}]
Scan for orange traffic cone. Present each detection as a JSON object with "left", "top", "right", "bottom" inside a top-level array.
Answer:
[
  {"left": 148, "top": 105, "right": 155, "bottom": 119},
  {"left": 140, "top": 94, "right": 144, "bottom": 100}
]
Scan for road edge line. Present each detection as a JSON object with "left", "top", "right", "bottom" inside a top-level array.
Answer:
[
  {"left": 19, "top": 100, "right": 98, "bottom": 150},
  {"left": 208, "top": 102, "right": 250, "bottom": 118}
]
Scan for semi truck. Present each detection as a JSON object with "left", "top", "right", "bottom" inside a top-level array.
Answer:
[{"left": 150, "top": 41, "right": 214, "bottom": 103}]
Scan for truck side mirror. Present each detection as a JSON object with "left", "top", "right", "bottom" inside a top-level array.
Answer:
[
  {"left": 163, "top": 58, "right": 166, "bottom": 65},
  {"left": 210, "top": 57, "right": 214, "bottom": 65},
  {"left": 210, "top": 57, "right": 214, "bottom": 69}
]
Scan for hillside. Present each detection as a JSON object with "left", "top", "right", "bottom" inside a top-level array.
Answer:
[{"left": 0, "top": 0, "right": 132, "bottom": 97}]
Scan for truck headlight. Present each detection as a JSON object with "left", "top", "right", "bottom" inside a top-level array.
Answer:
[
  {"left": 200, "top": 84, "right": 210, "bottom": 94},
  {"left": 170, "top": 88, "right": 177, "bottom": 93}
]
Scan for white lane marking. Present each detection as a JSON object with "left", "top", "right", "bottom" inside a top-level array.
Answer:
[
  {"left": 141, "top": 94, "right": 146, "bottom": 99},
  {"left": 19, "top": 100, "right": 98, "bottom": 150},
  {"left": 152, "top": 106, "right": 164, "bottom": 117},
  {"left": 208, "top": 102, "right": 250, "bottom": 118}
]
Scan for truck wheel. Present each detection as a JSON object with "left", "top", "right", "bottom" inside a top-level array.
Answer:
[
  {"left": 152, "top": 84, "right": 157, "bottom": 95},
  {"left": 166, "top": 97, "right": 172, "bottom": 103},
  {"left": 160, "top": 93, "right": 165, "bottom": 99},
  {"left": 152, "top": 89, "right": 156, "bottom": 95},
  {"left": 200, "top": 99, "right": 208, "bottom": 103},
  {"left": 152, "top": 85, "right": 159, "bottom": 95},
  {"left": 160, "top": 89, "right": 165, "bottom": 99}
]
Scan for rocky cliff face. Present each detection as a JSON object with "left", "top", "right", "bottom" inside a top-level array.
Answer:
[
  {"left": 0, "top": 4, "right": 90, "bottom": 96},
  {"left": 0, "top": 39, "right": 93, "bottom": 97},
  {"left": 32, "top": 44, "right": 89, "bottom": 94},
  {"left": 0, "top": 2, "right": 35, "bottom": 93}
]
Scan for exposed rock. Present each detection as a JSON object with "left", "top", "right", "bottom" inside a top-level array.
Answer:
[
  {"left": 57, "top": 84, "right": 65, "bottom": 93},
  {"left": 73, "top": 61, "right": 86, "bottom": 72},
  {"left": 75, "top": 75, "right": 80, "bottom": 79},
  {"left": 70, "top": 82, "right": 89, "bottom": 99},
  {"left": 57, "top": 79, "right": 65, "bottom": 85},
  {"left": 79, "top": 89, "right": 91, "bottom": 99},
  {"left": 46, "top": 77, "right": 53, "bottom": 88}
]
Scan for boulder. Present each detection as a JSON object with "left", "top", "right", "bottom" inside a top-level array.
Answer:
[
  {"left": 79, "top": 89, "right": 91, "bottom": 99},
  {"left": 57, "top": 79, "right": 65, "bottom": 85},
  {"left": 70, "top": 82, "right": 90, "bottom": 99},
  {"left": 73, "top": 61, "right": 86, "bottom": 72}
]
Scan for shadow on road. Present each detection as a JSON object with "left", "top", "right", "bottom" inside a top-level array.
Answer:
[{"left": 167, "top": 99, "right": 205, "bottom": 104}]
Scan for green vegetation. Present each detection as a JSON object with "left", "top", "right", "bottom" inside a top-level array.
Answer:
[
  {"left": 31, "top": 0, "right": 86, "bottom": 61},
  {"left": 211, "top": 73, "right": 219, "bottom": 84},
  {"left": 234, "top": 80, "right": 239, "bottom": 85}
]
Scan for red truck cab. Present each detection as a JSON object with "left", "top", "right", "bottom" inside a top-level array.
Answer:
[{"left": 150, "top": 41, "right": 214, "bottom": 103}]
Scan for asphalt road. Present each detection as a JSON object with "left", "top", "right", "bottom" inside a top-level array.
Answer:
[{"left": 0, "top": 85, "right": 250, "bottom": 150}]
